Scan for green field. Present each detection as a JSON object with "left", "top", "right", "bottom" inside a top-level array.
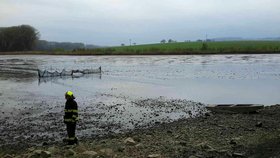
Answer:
[
  {"left": 78, "top": 41, "right": 280, "bottom": 55},
  {"left": 1, "top": 41, "right": 280, "bottom": 55}
]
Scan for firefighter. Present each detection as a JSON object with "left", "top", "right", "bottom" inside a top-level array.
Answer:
[{"left": 64, "top": 91, "right": 78, "bottom": 145}]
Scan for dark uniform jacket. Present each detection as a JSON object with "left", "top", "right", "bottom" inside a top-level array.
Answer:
[{"left": 64, "top": 99, "right": 78, "bottom": 123}]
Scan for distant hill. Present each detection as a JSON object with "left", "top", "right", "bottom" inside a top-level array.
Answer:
[
  {"left": 260, "top": 37, "right": 280, "bottom": 41},
  {"left": 210, "top": 37, "right": 280, "bottom": 42},
  {"left": 85, "top": 44, "right": 102, "bottom": 49},
  {"left": 35, "top": 40, "right": 100, "bottom": 51},
  {"left": 211, "top": 37, "right": 244, "bottom": 41}
]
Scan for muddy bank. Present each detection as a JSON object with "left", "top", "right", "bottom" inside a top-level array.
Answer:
[
  {"left": 1, "top": 105, "right": 280, "bottom": 157},
  {"left": 0, "top": 96, "right": 206, "bottom": 149}
]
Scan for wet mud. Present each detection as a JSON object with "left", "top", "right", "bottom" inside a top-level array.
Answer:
[
  {"left": 0, "top": 58, "right": 38, "bottom": 80},
  {"left": 0, "top": 94, "right": 206, "bottom": 148}
]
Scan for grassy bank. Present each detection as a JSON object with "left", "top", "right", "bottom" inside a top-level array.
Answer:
[{"left": 1, "top": 41, "right": 280, "bottom": 55}]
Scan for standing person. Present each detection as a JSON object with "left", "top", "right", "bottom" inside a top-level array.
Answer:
[{"left": 64, "top": 91, "right": 78, "bottom": 145}]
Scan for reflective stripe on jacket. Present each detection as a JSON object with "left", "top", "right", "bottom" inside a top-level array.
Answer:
[{"left": 64, "top": 98, "right": 78, "bottom": 123}]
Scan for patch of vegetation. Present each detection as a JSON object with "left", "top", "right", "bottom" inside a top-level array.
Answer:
[
  {"left": 0, "top": 25, "right": 39, "bottom": 52},
  {"left": 1, "top": 41, "right": 280, "bottom": 55},
  {"left": 68, "top": 41, "right": 280, "bottom": 55}
]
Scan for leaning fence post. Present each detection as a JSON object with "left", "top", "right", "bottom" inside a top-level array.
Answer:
[{"left": 37, "top": 69, "right": 40, "bottom": 78}]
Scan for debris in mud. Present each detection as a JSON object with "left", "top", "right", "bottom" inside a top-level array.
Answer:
[
  {"left": 255, "top": 121, "right": 263, "bottom": 127},
  {"left": 80, "top": 151, "right": 98, "bottom": 157},
  {"left": 124, "top": 137, "right": 136, "bottom": 145},
  {"left": 148, "top": 154, "right": 161, "bottom": 158},
  {"left": 132, "top": 97, "right": 206, "bottom": 118}
]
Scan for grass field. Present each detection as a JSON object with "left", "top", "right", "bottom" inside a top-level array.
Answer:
[
  {"left": 79, "top": 41, "right": 280, "bottom": 55},
  {"left": 1, "top": 41, "right": 280, "bottom": 55}
]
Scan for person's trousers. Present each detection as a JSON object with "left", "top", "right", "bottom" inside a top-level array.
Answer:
[{"left": 66, "top": 123, "right": 77, "bottom": 144}]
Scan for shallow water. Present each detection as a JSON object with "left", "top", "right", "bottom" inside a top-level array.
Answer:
[
  {"left": 0, "top": 54, "right": 280, "bottom": 145},
  {"left": 1, "top": 54, "right": 280, "bottom": 104}
]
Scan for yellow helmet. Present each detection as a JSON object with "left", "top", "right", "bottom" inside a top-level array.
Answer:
[{"left": 65, "top": 91, "right": 74, "bottom": 97}]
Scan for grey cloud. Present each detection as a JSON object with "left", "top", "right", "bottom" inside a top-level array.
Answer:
[{"left": 1, "top": 0, "right": 280, "bottom": 45}]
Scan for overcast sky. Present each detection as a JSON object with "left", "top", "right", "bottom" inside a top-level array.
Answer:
[{"left": 1, "top": 0, "right": 280, "bottom": 46}]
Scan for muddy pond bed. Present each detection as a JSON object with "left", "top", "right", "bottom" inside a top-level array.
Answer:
[{"left": 0, "top": 54, "right": 280, "bottom": 150}]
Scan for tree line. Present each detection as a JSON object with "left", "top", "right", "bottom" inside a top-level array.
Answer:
[
  {"left": 0, "top": 25, "right": 99, "bottom": 52},
  {"left": 0, "top": 25, "right": 39, "bottom": 52}
]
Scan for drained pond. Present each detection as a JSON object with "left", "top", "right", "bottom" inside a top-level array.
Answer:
[{"left": 0, "top": 54, "right": 280, "bottom": 146}]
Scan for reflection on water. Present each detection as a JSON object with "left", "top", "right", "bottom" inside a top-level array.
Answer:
[{"left": 0, "top": 54, "right": 280, "bottom": 104}]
